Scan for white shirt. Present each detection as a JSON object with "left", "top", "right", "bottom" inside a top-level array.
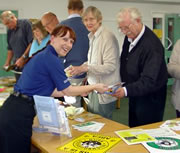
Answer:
[
  {"left": 67, "top": 14, "right": 81, "bottom": 19},
  {"left": 128, "top": 25, "right": 145, "bottom": 52}
]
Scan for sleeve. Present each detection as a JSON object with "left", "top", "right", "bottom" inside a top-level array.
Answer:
[
  {"left": 45, "top": 54, "right": 70, "bottom": 91},
  {"left": 88, "top": 32, "right": 119, "bottom": 76},
  {"left": 7, "top": 30, "right": 12, "bottom": 50},
  {"left": 24, "top": 20, "right": 33, "bottom": 44},
  {"left": 167, "top": 39, "right": 180, "bottom": 79}
]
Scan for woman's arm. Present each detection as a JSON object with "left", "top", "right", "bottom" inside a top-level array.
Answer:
[{"left": 51, "top": 84, "right": 108, "bottom": 97}]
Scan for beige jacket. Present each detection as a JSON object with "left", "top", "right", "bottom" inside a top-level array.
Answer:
[
  {"left": 86, "top": 26, "right": 120, "bottom": 104},
  {"left": 168, "top": 39, "right": 180, "bottom": 111}
]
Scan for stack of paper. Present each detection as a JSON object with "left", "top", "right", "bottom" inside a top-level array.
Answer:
[{"left": 72, "top": 121, "right": 105, "bottom": 132}]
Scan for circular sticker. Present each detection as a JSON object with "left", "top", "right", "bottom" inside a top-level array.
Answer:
[
  {"left": 73, "top": 138, "right": 109, "bottom": 151},
  {"left": 147, "top": 137, "right": 180, "bottom": 150}
]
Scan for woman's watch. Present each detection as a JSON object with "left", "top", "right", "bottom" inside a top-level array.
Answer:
[{"left": 22, "top": 54, "right": 28, "bottom": 60}]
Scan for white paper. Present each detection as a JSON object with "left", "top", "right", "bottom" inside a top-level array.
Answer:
[
  {"left": 64, "top": 96, "right": 76, "bottom": 104},
  {"left": 72, "top": 121, "right": 105, "bottom": 132},
  {"left": 160, "top": 120, "right": 180, "bottom": 131},
  {"left": 142, "top": 136, "right": 180, "bottom": 153},
  {"left": 143, "top": 128, "right": 179, "bottom": 137}
]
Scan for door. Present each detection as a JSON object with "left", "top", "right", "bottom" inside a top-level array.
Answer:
[{"left": 165, "top": 14, "right": 180, "bottom": 85}]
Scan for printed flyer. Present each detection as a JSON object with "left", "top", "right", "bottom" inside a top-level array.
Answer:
[
  {"left": 142, "top": 136, "right": 180, "bottom": 153},
  {"left": 57, "top": 133, "right": 121, "bottom": 153},
  {"left": 115, "top": 129, "right": 156, "bottom": 145}
]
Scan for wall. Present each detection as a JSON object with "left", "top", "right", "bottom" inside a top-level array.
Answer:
[{"left": 0, "top": 0, "right": 180, "bottom": 75}]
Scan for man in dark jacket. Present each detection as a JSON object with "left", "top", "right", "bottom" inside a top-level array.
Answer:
[{"left": 114, "top": 7, "right": 168, "bottom": 127}]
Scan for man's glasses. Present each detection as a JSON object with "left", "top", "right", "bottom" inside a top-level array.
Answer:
[
  {"left": 42, "top": 18, "right": 54, "bottom": 28},
  {"left": 118, "top": 23, "right": 132, "bottom": 33}
]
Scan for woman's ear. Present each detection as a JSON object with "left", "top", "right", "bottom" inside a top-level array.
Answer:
[{"left": 50, "top": 35, "right": 54, "bottom": 42}]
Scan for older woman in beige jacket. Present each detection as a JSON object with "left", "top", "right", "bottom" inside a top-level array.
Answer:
[
  {"left": 67, "top": 6, "right": 120, "bottom": 119},
  {"left": 168, "top": 39, "right": 180, "bottom": 117}
]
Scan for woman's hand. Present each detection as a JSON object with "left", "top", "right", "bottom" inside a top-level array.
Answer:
[
  {"left": 68, "top": 66, "right": 82, "bottom": 76},
  {"left": 67, "top": 64, "right": 88, "bottom": 76},
  {"left": 94, "top": 83, "right": 109, "bottom": 94}
]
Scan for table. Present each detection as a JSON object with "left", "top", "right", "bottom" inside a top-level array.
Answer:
[
  {"left": 31, "top": 112, "right": 129, "bottom": 153},
  {"left": 103, "top": 118, "right": 180, "bottom": 153}
]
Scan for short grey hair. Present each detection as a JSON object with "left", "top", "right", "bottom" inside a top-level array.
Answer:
[
  {"left": 1, "top": 10, "right": 15, "bottom": 21},
  {"left": 117, "top": 7, "right": 142, "bottom": 23},
  {"left": 82, "top": 6, "right": 103, "bottom": 24}
]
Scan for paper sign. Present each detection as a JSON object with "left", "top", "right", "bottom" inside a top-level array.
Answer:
[{"left": 57, "top": 133, "right": 121, "bottom": 153}]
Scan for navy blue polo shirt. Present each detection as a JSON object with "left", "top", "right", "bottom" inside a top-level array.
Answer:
[{"left": 14, "top": 45, "right": 71, "bottom": 96}]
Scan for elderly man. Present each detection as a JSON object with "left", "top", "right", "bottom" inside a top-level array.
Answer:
[
  {"left": 114, "top": 8, "right": 168, "bottom": 127},
  {"left": 1, "top": 11, "right": 33, "bottom": 81}
]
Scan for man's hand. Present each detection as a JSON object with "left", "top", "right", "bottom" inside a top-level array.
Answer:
[
  {"left": 3, "top": 63, "right": 9, "bottom": 70},
  {"left": 15, "top": 57, "right": 26, "bottom": 68},
  {"left": 112, "top": 87, "right": 125, "bottom": 98}
]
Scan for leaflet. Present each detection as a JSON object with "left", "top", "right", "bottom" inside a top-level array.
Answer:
[
  {"left": 64, "top": 65, "right": 85, "bottom": 79},
  {"left": 142, "top": 128, "right": 180, "bottom": 152},
  {"left": 160, "top": 120, "right": 180, "bottom": 131},
  {"left": 57, "top": 133, "right": 121, "bottom": 153},
  {"left": 94, "top": 83, "right": 122, "bottom": 95},
  {"left": 72, "top": 121, "right": 105, "bottom": 132},
  {"left": 115, "top": 129, "right": 156, "bottom": 145},
  {"left": 142, "top": 136, "right": 180, "bottom": 153},
  {"left": 142, "top": 128, "right": 179, "bottom": 138},
  {"left": 104, "top": 83, "right": 121, "bottom": 95}
]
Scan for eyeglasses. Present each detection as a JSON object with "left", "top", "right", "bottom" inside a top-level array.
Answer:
[
  {"left": 42, "top": 18, "right": 54, "bottom": 28},
  {"left": 118, "top": 23, "right": 132, "bottom": 33}
]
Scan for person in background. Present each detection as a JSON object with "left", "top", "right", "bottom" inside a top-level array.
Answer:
[
  {"left": 61, "top": 0, "right": 89, "bottom": 107},
  {"left": 29, "top": 20, "right": 50, "bottom": 57},
  {"left": 167, "top": 40, "right": 180, "bottom": 117},
  {"left": 41, "top": 12, "right": 59, "bottom": 34},
  {"left": 113, "top": 7, "right": 168, "bottom": 127},
  {"left": 1, "top": 10, "right": 33, "bottom": 81},
  {"left": 0, "top": 25, "right": 108, "bottom": 153},
  {"left": 68, "top": 6, "right": 120, "bottom": 119}
]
